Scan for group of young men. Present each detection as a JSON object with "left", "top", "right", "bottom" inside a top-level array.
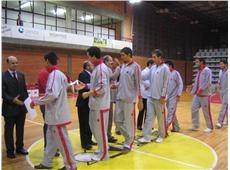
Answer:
[{"left": 2, "top": 46, "right": 227, "bottom": 170}]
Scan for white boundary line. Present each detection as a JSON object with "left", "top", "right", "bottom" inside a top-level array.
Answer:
[
  {"left": 178, "top": 133, "right": 218, "bottom": 170},
  {"left": 25, "top": 120, "right": 218, "bottom": 170},
  {"left": 26, "top": 119, "right": 43, "bottom": 126},
  {"left": 132, "top": 149, "right": 203, "bottom": 169},
  {"left": 26, "top": 138, "right": 43, "bottom": 169}
]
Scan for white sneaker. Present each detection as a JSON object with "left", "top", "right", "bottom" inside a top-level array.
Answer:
[
  {"left": 93, "top": 149, "right": 100, "bottom": 155},
  {"left": 91, "top": 154, "right": 100, "bottom": 161},
  {"left": 138, "top": 137, "right": 151, "bottom": 144},
  {"left": 216, "top": 123, "right": 222, "bottom": 129},
  {"left": 204, "top": 128, "right": 213, "bottom": 133},
  {"left": 155, "top": 137, "right": 163, "bottom": 143}
]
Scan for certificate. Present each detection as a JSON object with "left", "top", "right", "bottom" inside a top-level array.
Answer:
[{"left": 24, "top": 97, "right": 37, "bottom": 120}]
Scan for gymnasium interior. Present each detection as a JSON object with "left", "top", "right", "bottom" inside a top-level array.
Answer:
[{"left": 1, "top": 1, "right": 228, "bottom": 170}]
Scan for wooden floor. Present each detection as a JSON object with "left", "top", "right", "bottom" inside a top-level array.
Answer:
[{"left": 1, "top": 92, "right": 228, "bottom": 170}]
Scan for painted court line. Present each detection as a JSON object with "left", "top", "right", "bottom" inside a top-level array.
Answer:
[
  {"left": 26, "top": 119, "right": 43, "bottom": 126},
  {"left": 132, "top": 149, "right": 203, "bottom": 169},
  {"left": 26, "top": 138, "right": 44, "bottom": 169},
  {"left": 178, "top": 133, "right": 218, "bottom": 170},
  {"left": 25, "top": 123, "right": 217, "bottom": 170}
]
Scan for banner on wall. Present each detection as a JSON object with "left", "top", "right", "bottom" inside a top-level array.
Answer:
[
  {"left": 93, "top": 37, "right": 107, "bottom": 47},
  {"left": 2, "top": 24, "right": 132, "bottom": 50}
]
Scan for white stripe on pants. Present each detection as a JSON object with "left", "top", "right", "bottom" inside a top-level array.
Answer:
[
  {"left": 218, "top": 93, "right": 228, "bottom": 125},
  {"left": 89, "top": 109, "right": 109, "bottom": 160},
  {"left": 42, "top": 125, "right": 76, "bottom": 170},
  {"left": 191, "top": 95, "right": 213, "bottom": 129},
  {"left": 115, "top": 101, "right": 136, "bottom": 148}
]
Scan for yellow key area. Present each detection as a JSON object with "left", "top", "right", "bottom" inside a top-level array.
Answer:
[{"left": 27, "top": 129, "right": 217, "bottom": 170}]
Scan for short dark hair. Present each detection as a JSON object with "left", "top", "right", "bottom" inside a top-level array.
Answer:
[
  {"left": 196, "top": 58, "right": 206, "bottom": 64},
  {"left": 83, "top": 61, "right": 90, "bottom": 69},
  {"left": 147, "top": 59, "right": 154, "bottom": 66},
  {"left": 220, "top": 59, "right": 228, "bottom": 65},
  {"left": 152, "top": 49, "right": 163, "bottom": 57},
  {"left": 165, "top": 60, "right": 174, "bottom": 68},
  {"left": 120, "top": 47, "right": 132, "bottom": 57},
  {"left": 87, "top": 46, "right": 101, "bottom": 59},
  {"left": 44, "top": 51, "right": 58, "bottom": 65}
]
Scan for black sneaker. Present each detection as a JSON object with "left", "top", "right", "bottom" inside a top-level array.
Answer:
[
  {"left": 82, "top": 145, "right": 92, "bottom": 150},
  {"left": 115, "top": 130, "right": 121, "bottom": 135},
  {"left": 16, "top": 148, "right": 28, "bottom": 155},
  {"left": 55, "top": 151, "right": 60, "bottom": 157},
  {"left": 34, "top": 164, "right": 52, "bottom": 169},
  {"left": 7, "top": 153, "right": 16, "bottom": 159},
  {"left": 89, "top": 141, "right": 97, "bottom": 145},
  {"left": 108, "top": 136, "right": 118, "bottom": 143}
]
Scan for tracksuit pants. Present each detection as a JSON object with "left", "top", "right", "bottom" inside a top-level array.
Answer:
[
  {"left": 191, "top": 95, "right": 213, "bottom": 129},
  {"left": 218, "top": 93, "right": 228, "bottom": 125}
]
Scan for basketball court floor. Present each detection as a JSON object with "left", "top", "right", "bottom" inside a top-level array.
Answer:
[{"left": 2, "top": 92, "right": 228, "bottom": 170}]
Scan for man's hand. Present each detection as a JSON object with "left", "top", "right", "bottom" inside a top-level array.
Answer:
[
  {"left": 75, "top": 81, "right": 86, "bottom": 91},
  {"left": 82, "top": 91, "right": 92, "bottom": 99},
  {"left": 13, "top": 95, "right": 24, "bottom": 106},
  {"left": 138, "top": 99, "right": 143, "bottom": 111},
  {"left": 160, "top": 97, "right": 166, "bottom": 104}
]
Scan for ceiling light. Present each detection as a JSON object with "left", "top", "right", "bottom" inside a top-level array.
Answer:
[
  {"left": 52, "top": 8, "right": 66, "bottom": 15},
  {"left": 80, "top": 15, "right": 93, "bottom": 21},
  {"left": 129, "top": 0, "right": 141, "bottom": 4},
  {"left": 21, "top": 2, "right": 32, "bottom": 8}
]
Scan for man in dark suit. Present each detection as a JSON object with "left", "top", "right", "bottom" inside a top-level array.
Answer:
[
  {"left": 2, "top": 56, "right": 28, "bottom": 159},
  {"left": 76, "top": 61, "right": 96, "bottom": 150}
]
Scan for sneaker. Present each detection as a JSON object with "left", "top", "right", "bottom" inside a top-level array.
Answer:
[
  {"left": 188, "top": 127, "right": 199, "bottom": 131},
  {"left": 204, "top": 128, "right": 213, "bottom": 133},
  {"left": 108, "top": 136, "right": 118, "bottom": 143},
  {"left": 93, "top": 149, "right": 100, "bottom": 155},
  {"left": 155, "top": 137, "right": 163, "bottom": 143},
  {"left": 55, "top": 151, "right": 60, "bottom": 157},
  {"left": 115, "top": 130, "right": 121, "bottom": 135},
  {"left": 216, "top": 123, "right": 222, "bottom": 129},
  {"left": 138, "top": 137, "right": 151, "bottom": 144},
  {"left": 34, "top": 164, "right": 52, "bottom": 169},
  {"left": 171, "top": 129, "right": 180, "bottom": 132},
  {"left": 91, "top": 154, "right": 100, "bottom": 161},
  {"left": 121, "top": 145, "right": 131, "bottom": 154},
  {"left": 137, "top": 126, "right": 142, "bottom": 130}
]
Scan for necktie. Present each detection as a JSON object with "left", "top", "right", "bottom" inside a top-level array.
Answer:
[{"left": 12, "top": 72, "right": 17, "bottom": 80}]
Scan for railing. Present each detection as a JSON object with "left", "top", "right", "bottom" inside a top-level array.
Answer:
[{"left": 3, "top": 18, "right": 115, "bottom": 40}]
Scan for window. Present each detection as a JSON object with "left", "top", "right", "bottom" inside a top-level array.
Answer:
[
  {"left": 85, "top": 12, "right": 93, "bottom": 24},
  {"left": 46, "top": 3, "right": 56, "bottom": 17},
  {"left": 7, "top": 1, "right": 19, "bottom": 9},
  {"left": 2, "top": 1, "right": 118, "bottom": 39},
  {"left": 56, "top": 6, "right": 66, "bottom": 19},
  {"left": 21, "top": 1, "right": 33, "bottom": 12},
  {"left": 71, "top": 9, "right": 76, "bottom": 21},
  {"left": 21, "top": 11, "right": 32, "bottom": 26},
  {"left": 77, "top": 10, "right": 85, "bottom": 22},
  {"left": 34, "top": 1, "right": 44, "bottom": 15},
  {"left": 2, "top": 1, "right": 6, "bottom": 8}
]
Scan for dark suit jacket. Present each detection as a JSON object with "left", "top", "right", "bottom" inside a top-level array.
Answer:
[
  {"left": 76, "top": 70, "right": 91, "bottom": 108},
  {"left": 2, "top": 70, "right": 28, "bottom": 117}
]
